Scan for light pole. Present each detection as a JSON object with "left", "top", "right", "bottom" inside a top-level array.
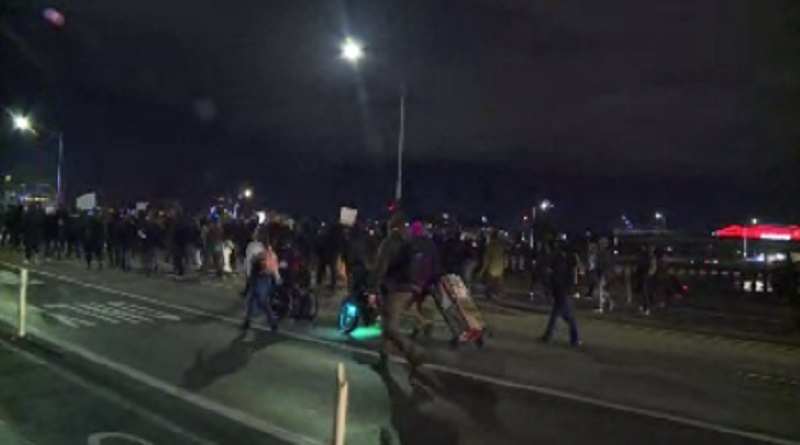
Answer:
[
  {"left": 529, "top": 199, "right": 554, "bottom": 250},
  {"left": 340, "top": 37, "right": 406, "bottom": 202},
  {"left": 743, "top": 218, "right": 758, "bottom": 259},
  {"left": 9, "top": 112, "right": 65, "bottom": 206}
]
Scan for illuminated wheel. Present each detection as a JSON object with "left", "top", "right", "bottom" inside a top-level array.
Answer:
[{"left": 338, "top": 299, "right": 360, "bottom": 334}]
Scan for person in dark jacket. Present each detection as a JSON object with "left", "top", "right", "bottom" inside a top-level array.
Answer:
[
  {"left": 23, "top": 206, "right": 45, "bottom": 263},
  {"left": 540, "top": 238, "right": 581, "bottom": 346},
  {"left": 83, "top": 213, "right": 105, "bottom": 270},
  {"left": 405, "top": 221, "right": 440, "bottom": 339},
  {"left": 343, "top": 223, "right": 370, "bottom": 294},
  {"left": 117, "top": 215, "right": 136, "bottom": 272},
  {"left": 367, "top": 210, "right": 424, "bottom": 370}
]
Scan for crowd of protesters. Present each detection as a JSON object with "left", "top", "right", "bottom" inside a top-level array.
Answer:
[
  {"left": 0, "top": 203, "right": 665, "bottom": 308},
  {"left": 2, "top": 202, "right": 795, "bottom": 327}
]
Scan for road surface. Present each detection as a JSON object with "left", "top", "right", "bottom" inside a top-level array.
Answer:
[
  {"left": 0, "top": 337, "right": 217, "bottom": 445},
  {"left": 0, "top": 254, "right": 798, "bottom": 445}
]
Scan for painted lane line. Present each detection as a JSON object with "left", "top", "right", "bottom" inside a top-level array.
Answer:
[
  {"left": 78, "top": 303, "right": 152, "bottom": 324},
  {"left": 11, "top": 263, "right": 800, "bottom": 445},
  {"left": 43, "top": 303, "right": 121, "bottom": 324},
  {"left": 21, "top": 325, "right": 323, "bottom": 445},
  {"left": 0, "top": 338, "right": 218, "bottom": 445},
  {"left": 28, "top": 304, "right": 97, "bottom": 328},
  {"left": 88, "top": 432, "right": 154, "bottom": 445},
  {"left": 107, "top": 302, "right": 181, "bottom": 321}
]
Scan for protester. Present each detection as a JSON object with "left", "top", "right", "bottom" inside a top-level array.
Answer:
[{"left": 367, "top": 210, "right": 424, "bottom": 370}]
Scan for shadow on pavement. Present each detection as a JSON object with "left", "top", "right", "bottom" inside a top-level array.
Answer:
[
  {"left": 181, "top": 300, "right": 245, "bottom": 326},
  {"left": 181, "top": 331, "right": 281, "bottom": 391},
  {"left": 428, "top": 370, "right": 506, "bottom": 434},
  {"left": 367, "top": 362, "right": 460, "bottom": 445}
]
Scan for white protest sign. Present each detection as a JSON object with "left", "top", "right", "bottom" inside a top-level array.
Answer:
[
  {"left": 76, "top": 193, "right": 96, "bottom": 210},
  {"left": 135, "top": 202, "right": 149, "bottom": 211},
  {"left": 339, "top": 207, "right": 357, "bottom": 227}
]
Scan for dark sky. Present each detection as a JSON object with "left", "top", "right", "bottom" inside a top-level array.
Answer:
[{"left": 2, "top": 0, "right": 798, "bottom": 227}]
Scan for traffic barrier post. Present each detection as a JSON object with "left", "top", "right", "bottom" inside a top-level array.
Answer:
[
  {"left": 332, "top": 362, "right": 349, "bottom": 445},
  {"left": 17, "top": 268, "right": 28, "bottom": 338}
]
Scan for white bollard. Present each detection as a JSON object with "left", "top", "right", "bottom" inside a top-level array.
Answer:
[
  {"left": 18, "top": 268, "right": 28, "bottom": 338},
  {"left": 332, "top": 362, "right": 349, "bottom": 445}
]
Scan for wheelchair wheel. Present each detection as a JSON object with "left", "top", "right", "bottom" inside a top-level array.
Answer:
[{"left": 338, "top": 299, "right": 360, "bottom": 334}]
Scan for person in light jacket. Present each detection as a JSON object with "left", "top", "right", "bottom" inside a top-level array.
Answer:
[{"left": 478, "top": 230, "right": 506, "bottom": 299}]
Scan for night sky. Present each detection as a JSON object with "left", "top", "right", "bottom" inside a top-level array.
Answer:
[{"left": 2, "top": 0, "right": 798, "bottom": 228}]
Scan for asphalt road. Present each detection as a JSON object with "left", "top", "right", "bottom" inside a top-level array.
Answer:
[
  {"left": 0, "top": 254, "right": 798, "bottom": 445},
  {"left": 0, "top": 338, "right": 214, "bottom": 445}
]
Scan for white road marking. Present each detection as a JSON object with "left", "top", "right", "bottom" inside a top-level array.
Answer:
[
  {"left": 9, "top": 263, "right": 800, "bottom": 445},
  {"left": 0, "top": 270, "right": 43, "bottom": 286},
  {"left": 22, "top": 325, "right": 323, "bottom": 445},
  {"left": 44, "top": 303, "right": 122, "bottom": 324},
  {"left": 87, "top": 432, "right": 154, "bottom": 445},
  {"left": 29, "top": 305, "right": 96, "bottom": 328},
  {"left": 0, "top": 339, "right": 219, "bottom": 445},
  {"left": 33, "top": 301, "right": 181, "bottom": 328},
  {"left": 77, "top": 303, "right": 152, "bottom": 324},
  {"left": 108, "top": 302, "right": 181, "bottom": 321}
]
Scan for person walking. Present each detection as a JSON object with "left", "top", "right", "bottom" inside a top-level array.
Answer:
[
  {"left": 478, "top": 230, "right": 506, "bottom": 300},
  {"left": 240, "top": 241, "right": 281, "bottom": 334},
  {"left": 405, "top": 221, "right": 439, "bottom": 340},
  {"left": 540, "top": 238, "right": 581, "bottom": 346},
  {"left": 367, "top": 210, "right": 424, "bottom": 371}
]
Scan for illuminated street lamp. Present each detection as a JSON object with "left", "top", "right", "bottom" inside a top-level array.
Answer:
[
  {"left": 340, "top": 37, "right": 406, "bottom": 202},
  {"left": 8, "top": 112, "right": 65, "bottom": 205},
  {"left": 539, "top": 199, "right": 554, "bottom": 212},
  {"left": 242, "top": 188, "right": 253, "bottom": 199},
  {"left": 11, "top": 113, "right": 32, "bottom": 132},
  {"left": 340, "top": 37, "right": 364, "bottom": 63},
  {"left": 751, "top": 218, "right": 759, "bottom": 225}
]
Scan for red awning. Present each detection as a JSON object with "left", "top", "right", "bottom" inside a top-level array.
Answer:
[{"left": 715, "top": 225, "right": 800, "bottom": 241}]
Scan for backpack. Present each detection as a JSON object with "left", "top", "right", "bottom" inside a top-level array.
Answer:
[
  {"left": 408, "top": 239, "right": 436, "bottom": 287},
  {"left": 256, "top": 247, "right": 280, "bottom": 276}
]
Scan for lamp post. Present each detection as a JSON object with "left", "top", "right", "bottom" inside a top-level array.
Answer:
[
  {"left": 529, "top": 199, "right": 554, "bottom": 250},
  {"left": 743, "top": 218, "right": 759, "bottom": 259},
  {"left": 340, "top": 37, "right": 406, "bottom": 202},
  {"left": 9, "top": 112, "right": 65, "bottom": 206}
]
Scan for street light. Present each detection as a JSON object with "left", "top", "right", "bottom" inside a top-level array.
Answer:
[
  {"left": 242, "top": 188, "right": 253, "bottom": 199},
  {"left": 11, "top": 113, "right": 32, "bottom": 132},
  {"left": 8, "top": 112, "right": 64, "bottom": 206},
  {"left": 340, "top": 38, "right": 406, "bottom": 202},
  {"left": 340, "top": 37, "right": 364, "bottom": 63},
  {"left": 528, "top": 199, "right": 553, "bottom": 250}
]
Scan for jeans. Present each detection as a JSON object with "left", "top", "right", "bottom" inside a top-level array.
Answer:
[
  {"left": 244, "top": 275, "right": 278, "bottom": 330},
  {"left": 542, "top": 290, "right": 580, "bottom": 344}
]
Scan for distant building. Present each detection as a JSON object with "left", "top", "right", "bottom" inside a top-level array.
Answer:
[{"left": 2, "top": 182, "right": 56, "bottom": 208}]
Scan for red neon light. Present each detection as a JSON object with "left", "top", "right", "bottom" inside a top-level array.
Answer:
[{"left": 715, "top": 225, "right": 800, "bottom": 241}]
